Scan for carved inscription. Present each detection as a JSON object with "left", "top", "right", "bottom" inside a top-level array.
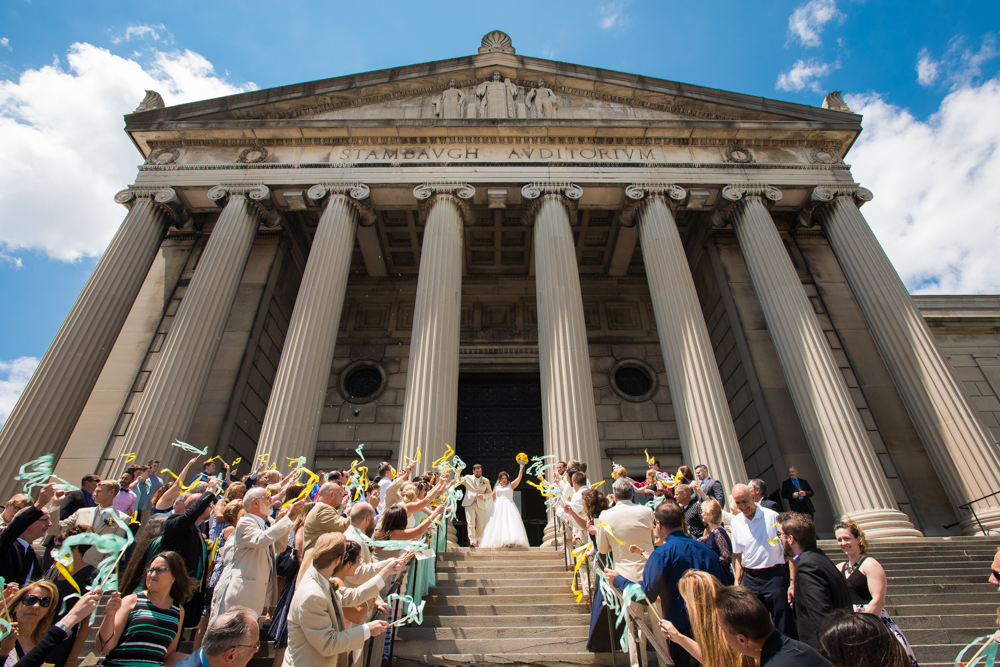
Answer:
[{"left": 336, "top": 145, "right": 657, "bottom": 163}]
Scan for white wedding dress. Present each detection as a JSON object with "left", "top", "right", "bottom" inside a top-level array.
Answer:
[{"left": 479, "top": 483, "right": 530, "bottom": 548}]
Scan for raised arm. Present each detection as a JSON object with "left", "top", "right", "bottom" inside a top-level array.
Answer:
[
  {"left": 390, "top": 504, "right": 445, "bottom": 540},
  {"left": 157, "top": 457, "right": 200, "bottom": 510},
  {"left": 509, "top": 464, "right": 525, "bottom": 491}
]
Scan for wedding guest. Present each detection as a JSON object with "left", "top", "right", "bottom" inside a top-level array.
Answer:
[
  {"left": 371, "top": 505, "right": 444, "bottom": 559},
  {"left": 596, "top": 478, "right": 655, "bottom": 584},
  {"left": 990, "top": 546, "right": 1000, "bottom": 587},
  {"left": 0, "top": 586, "right": 102, "bottom": 667},
  {"left": 0, "top": 494, "right": 32, "bottom": 530},
  {"left": 715, "top": 586, "right": 830, "bottom": 666},
  {"left": 269, "top": 503, "right": 312, "bottom": 667},
  {"left": 116, "top": 514, "right": 168, "bottom": 595},
  {"left": 174, "top": 606, "right": 259, "bottom": 667},
  {"left": 207, "top": 500, "right": 245, "bottom": 621},
  {"left": 781, "top": 467, "right": 815, "bottom": 518},
  {"left": 298, "top": 483, "right": 350, "bottom": 580},
  {"left": 42, "top": 526, "right": 99, "bottom": 667},
  {"left": 694, "top": 465, "right": 726, "bottom": 504},
  {"left": 730, "top": 484, "right": 794, "bottom": 638},
  {"left": 151, "top": 456, "right": 201, "bottom": 515},
  {"left": 330, "top": 541, "right": 395, "bottom": 665},
  {"left": 834, "top": 517, "right": 919, "bottom": 663},
  {"left": 776, "top": 512, "right": 851, "bottom": 649},
  {"left": 660, "top": 570, "right": 755, "bottom": 667},
  {"left": 677, "top": 465, "right": 696, "bottom": 485},
  {"left": 605, "top": 502, "right": 723, "bottom": 667},
  {"left": 673, "top": 484, "right": 705, "bottom": 538},
  {"left": 749, "top": 479, "right": 782, "bottom": 512},
  {"left": 282, "top": 533, "right": 395, "bottom": 667},
  {"left": 699, "top": 498, "right": 734, "bottom": 585},
  {"left": 0, "top": 484, "right": 57, "bottom": 587},
  {"left": 58, "top": 480, "right": 130, "bottom": 567},
  {"left": 112, "top": 470, "right": 138, "bottom": 518},
  {"left": 819, "top": 609, "right": 912, "bottom": 667},
  {"left": 98, "top": 552, "right": 192, "bottom": 666}
]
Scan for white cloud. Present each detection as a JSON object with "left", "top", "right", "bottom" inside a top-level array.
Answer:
[
  {"left": 916, "top": 33, "right": 1000, "bottom": 89},
  {"left": 109, "top": 24, "right": 171, "bottom": 45},
  {"left": 846, "top": 79, "right": 1000, "bottom": 294},
  {"left": 597, "top": 2, "right": 629, "bottom": 30},
  {"left": 0, "top": 38, "right": 10, "bottom": 52},
  {"left": 787, "top": 0, "right": 844, "bottom": 48},
  {"left": 0, "top": 357, "right": 38, "bottom": 428},
  {"left": 916, "top": 48, "right": 940, "bottom": 86},
  {"left": 776, "top": 58, "right": 839, "bottom": 93},
  {"left": 0, "top": 42, "right": 251, "bottom": 261}
]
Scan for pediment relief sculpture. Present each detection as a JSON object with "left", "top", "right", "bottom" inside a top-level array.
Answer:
[
  {"left": 433, "top": 79, "right": 466, "bottom": 119},
  {"left": 476, "top": 72, "right": 519, "bottom": 118},
  {"left": 526, "top": 79, "right": 558, "bottom": 118}
]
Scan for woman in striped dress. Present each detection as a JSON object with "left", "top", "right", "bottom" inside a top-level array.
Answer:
[{"left": 98, "top": 551, "right": 193, "bottom": 667}]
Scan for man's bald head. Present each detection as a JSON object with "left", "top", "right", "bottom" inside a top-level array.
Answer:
[
  {"left": 350, "top": 502, "right": 375, "bottom": 524},
  {"left": 315, "top": 482, "right": 344, "bottom": 508}
]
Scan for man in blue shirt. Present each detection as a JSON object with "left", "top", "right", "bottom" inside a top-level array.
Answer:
[
  {"left": 174, "top": 605, "right": 259, "bottom": 667},
  {"left": 190, "top": 459, "right": 236, "bottom": 489},
  {"left": 605, "top": 502, "right": 723, "bottom": 667}
]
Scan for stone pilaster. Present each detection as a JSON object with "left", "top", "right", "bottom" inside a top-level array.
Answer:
[
  {"left": 622, "top": 183, "right": 748, "bottom": 492},
  {"left": 113, "top": 184, "right": 277, "bottom": 472},
  {"left": 522, "top": 182, "right": 602, "bottom": 479},
  {"left": 0, "top": 188, "right": 185, "bottom": 499},
  {"left": 723, "top": 184, "right": 920, "bottom": 538},
  {"left": 397, "top": 183, "right": 473, "bottom": 467},
  {"left": 805, "top": 187, "right": 1000, "bottom": 533},
  {"left": 254, "top": 184, "right": 374, "bottom": 469}
]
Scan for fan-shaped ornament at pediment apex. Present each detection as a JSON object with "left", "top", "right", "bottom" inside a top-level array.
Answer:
[{"left": 479, "top": 30, "right": 515, "bottom": 54}]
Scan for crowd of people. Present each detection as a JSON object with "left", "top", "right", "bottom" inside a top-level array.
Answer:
[
  {"left": 0, "top": 456, "right": 455, "bottom": 667},
  {"left": 552, "top": 457, "right": 921, "bottom": 667}
]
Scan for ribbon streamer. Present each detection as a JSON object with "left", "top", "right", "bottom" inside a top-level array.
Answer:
[
  {"left": 403, "top": 448, "right": 422, "bottom": 467},
  {"left": 159, "top": 468, "right": 198, "bottom": 492},
  {"left": 15, "top": 454, "right": 56, "bottom": 496},
  {"left": 172, "top": 439, "right": 208, "bottom": 456},
  {"left": 355, "top": 443, "right": 366, "bottom": 463},
  {"left": 571, "top": 542, "right": 592, "bottom": 603},
  {"left": 387, "top": 593, "right": 425, "bottom": 627}
]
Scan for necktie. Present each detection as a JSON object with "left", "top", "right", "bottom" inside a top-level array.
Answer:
[{"left": 22, "top": 543, "right": 33, "bottom": 584}]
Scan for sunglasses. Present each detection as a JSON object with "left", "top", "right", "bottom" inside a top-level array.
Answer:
[
  {"left": 20, "top": 595, "right": 52, "bottom": 608},
  {"left": 146, "top": 566, "right": 171, "bottom": 575},
  {"left": 992, "top": 569, "right": 1000, "bottom": 581}
]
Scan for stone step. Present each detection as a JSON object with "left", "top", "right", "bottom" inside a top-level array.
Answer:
[
  {"left": 893, "top": 613, "right": 997, "bottom": 630},
  {"left": 440, "top": 551, "right": 565, "bottom": 561},
  {"left": 902, "top": 627, "right": 989, "bottom": 645},
  {"left": 393, "top": 635, "right": 590, "bottom": 655},
  {"left": 396, "top": 625, "right": 590, "bottom": 641},
  {"left": 437, "top": 563, "right": 570, "bottom": 572},
  {"left": 423, "top": 602, "right": 588, "bottom": 617},
  {"left": 435, "top": 571, "right": 572, "bottom": 581},
  {"left": 883, "top": 573, "right": 994, "bottom": 585},
  {"left": 428, "top": 584, "right": 571, "bottom": 596},
  {"left": 392, "top": 652, "right": 616, "bottom": 666},
  {"left": 420, "top": 614, "right": 589, "bottom": 628},
  {"left": 424, "top": 592, "right": 581, "bottom": 606},
  {"left": 888, "top": 601, "right": 1000, "bottom": 617}
]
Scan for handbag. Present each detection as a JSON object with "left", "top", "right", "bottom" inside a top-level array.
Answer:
[{"left": 274, "top": 546, "right": 298, "bottom": 579}]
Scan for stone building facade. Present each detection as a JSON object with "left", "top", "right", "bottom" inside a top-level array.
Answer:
[{"left": 3, "top": 32, "right": 1000, "bottom": 537}]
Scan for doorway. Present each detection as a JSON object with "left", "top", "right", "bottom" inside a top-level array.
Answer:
[{"left": 454, "top": 373, "right": 546, "bottom": 546}]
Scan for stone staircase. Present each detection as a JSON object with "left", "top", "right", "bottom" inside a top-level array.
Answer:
[
  {"left": 392, "top": 546, "right": 613, "bottom": 666},
  {"left": 819, "top": 536, "right": 1000, "bottom": 667}
]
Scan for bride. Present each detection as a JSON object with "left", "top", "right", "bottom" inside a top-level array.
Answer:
[{"left": 478, "top": 463, "right": 530, "bottom": 548}]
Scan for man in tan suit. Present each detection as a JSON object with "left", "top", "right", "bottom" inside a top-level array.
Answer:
[
  {"left": 283, "top": 533, "right": 397, "bottom": 667},
  {"left": 59, "top": 480, "right": 130, "bottom": 567},
  {"left": 460, "top": 464, "right": 491, "bottom": 547},
  {"left": 298, "top": 482, "right": 350, "bottom": 582},
  {"left": 215, "top": 487, "right": 303, "bottom": 619}
]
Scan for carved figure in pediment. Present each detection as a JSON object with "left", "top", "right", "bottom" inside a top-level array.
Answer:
[
  {"left": 476, "top": 71, "right": 518, "bottom": 119},
  {"left": 526, "top": 79, "right": 558, "bottom": 118},
  {"left": 433, "top": 79, "right": 466, "bottom": 119}
]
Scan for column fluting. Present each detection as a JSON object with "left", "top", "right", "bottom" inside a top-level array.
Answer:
[
  {"left": 810, "top": 188, "right": 1000, "bottom": 533},
  {"left": 625, "top": 184, "right": 748, "bottom": 492},
  {"left": 114, "top": 184, "right": 273, "bottom": 472},
  {"left": 523, "top": 183, "right": 602, "bottom": 479},
  {"left": 254, "top": 185, "right": 373, "bottom": 469},
  {"left": 396, "top": 184, "right": 472, "bottom": 467},
  {"left": 725, "top": 184, "right": 921, "bottom": 538},
  {"left": 0, "top": 189, "right": 182, "bottom": 499}
]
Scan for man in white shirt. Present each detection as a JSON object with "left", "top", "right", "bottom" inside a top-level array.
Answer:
[{"left": 730, "top": 484, "right": 796, "bottom": 639}]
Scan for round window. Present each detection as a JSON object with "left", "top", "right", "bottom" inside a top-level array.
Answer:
[
  {"left": 608, "top": 359, "right": 659, "bottom": 403},
  {"left": 337, "top": 360, "right": 388, "bottom": 404}
]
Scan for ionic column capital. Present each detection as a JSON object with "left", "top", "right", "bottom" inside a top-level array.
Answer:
[
  {"left": 710, "top": 183, "right": 783, "bottom": 228},
  {"left": 114, "top": 187, "right": 191, "bottom": 228},
  {"left": 207, "top": 183, "right": 282, "bottom": 227},
  {"left": 520, "top": 181, "right": 582, "bottom": 226},
  {"left": 413, "top": 182, "right": 475, "bottom": 224},
  {"left": 307, "top": 183, "right": 376, "bottom": 227},
  {"left": 797, "top": 184, "right": 874, "bottom": 228},
  {"left": 618, "top": 183, "right": 687, "bottom": 227}
]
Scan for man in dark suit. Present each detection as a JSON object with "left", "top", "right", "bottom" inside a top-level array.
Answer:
[
  {"left": 777, "top": 512, "right": 851, "bottom": 650},
  {"left": 606, "top": 502, "right": 723, "bottom": 667},
  {"left": 41, "top": 473, "right": 101, "bottom": 570},
  {"left": 781, "top": 467, "right": 815, "bottom": 517},
  {"left": 174, "top": 606, "right": 259, "bottom": 667},
  {"left": 694, "top": 465, "right": 726, "bottom": 504},
  {"left": 749, "top": 479, "right": 782, "bottom": 512},
  {"left": 0, "top": 484, "right": 57, "bottom": 586}
]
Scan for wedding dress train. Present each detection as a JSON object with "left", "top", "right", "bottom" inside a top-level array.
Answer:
[{"left": 478, "top": 483, "right": 530, "bottom": 548}]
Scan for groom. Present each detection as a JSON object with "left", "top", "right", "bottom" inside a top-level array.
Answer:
[{"left": 461, "top": 464, "right": 492, "bottom": 547}]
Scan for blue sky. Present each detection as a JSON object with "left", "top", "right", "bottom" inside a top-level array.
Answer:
[{"left": 2, "top": 0, "right": 1000, "bottom": 422}]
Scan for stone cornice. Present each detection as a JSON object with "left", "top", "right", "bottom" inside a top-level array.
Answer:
[
  {"left": 114, "top": 187, "right": 192, "bottom": 228},
  {"left": 307, "top": 183, "right": 377, "bottom": 227},
  {"left": 143, "top": 136, "right": 846, "bottom": 149},
  {"left": 618, "top": 183, "right": 687, "bottom": 227},
  {"left": 796, "top": 185, "right": 874, "bottom": 228},
  {"left": 207, "top": 184, "right": 283, "bottom": 227},
  {"left": 519, "top": 182, "right": 582, "bottom": 226}
]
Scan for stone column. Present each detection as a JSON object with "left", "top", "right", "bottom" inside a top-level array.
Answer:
[
  {"left": 0, "top": 188, "right": 185, "bottom": 499},
  {"left": 622, "top": 184, "right": 748, "bottom": 492},
  {"left": 113, "top": 184, "right": 280, "bottom": 472},
  {"left": 723, "top": 184, "right": 920, "bottom": 538},
  {"left": 802, "top": 187, "right": 1000, "bottom": 533},
  {"left": 522, "top": 183, "right": 602, "bottom": 479},
  {"left": 397, "top": 183, "right": 474, "bottom": 467},
  {"left": 254, "top": 184, "right": 375, "bottom": 469}
]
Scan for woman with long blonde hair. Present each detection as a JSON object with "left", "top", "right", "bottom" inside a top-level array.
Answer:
[{"left": 660, "top": 570, "right": 757, "bottom": 667}]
